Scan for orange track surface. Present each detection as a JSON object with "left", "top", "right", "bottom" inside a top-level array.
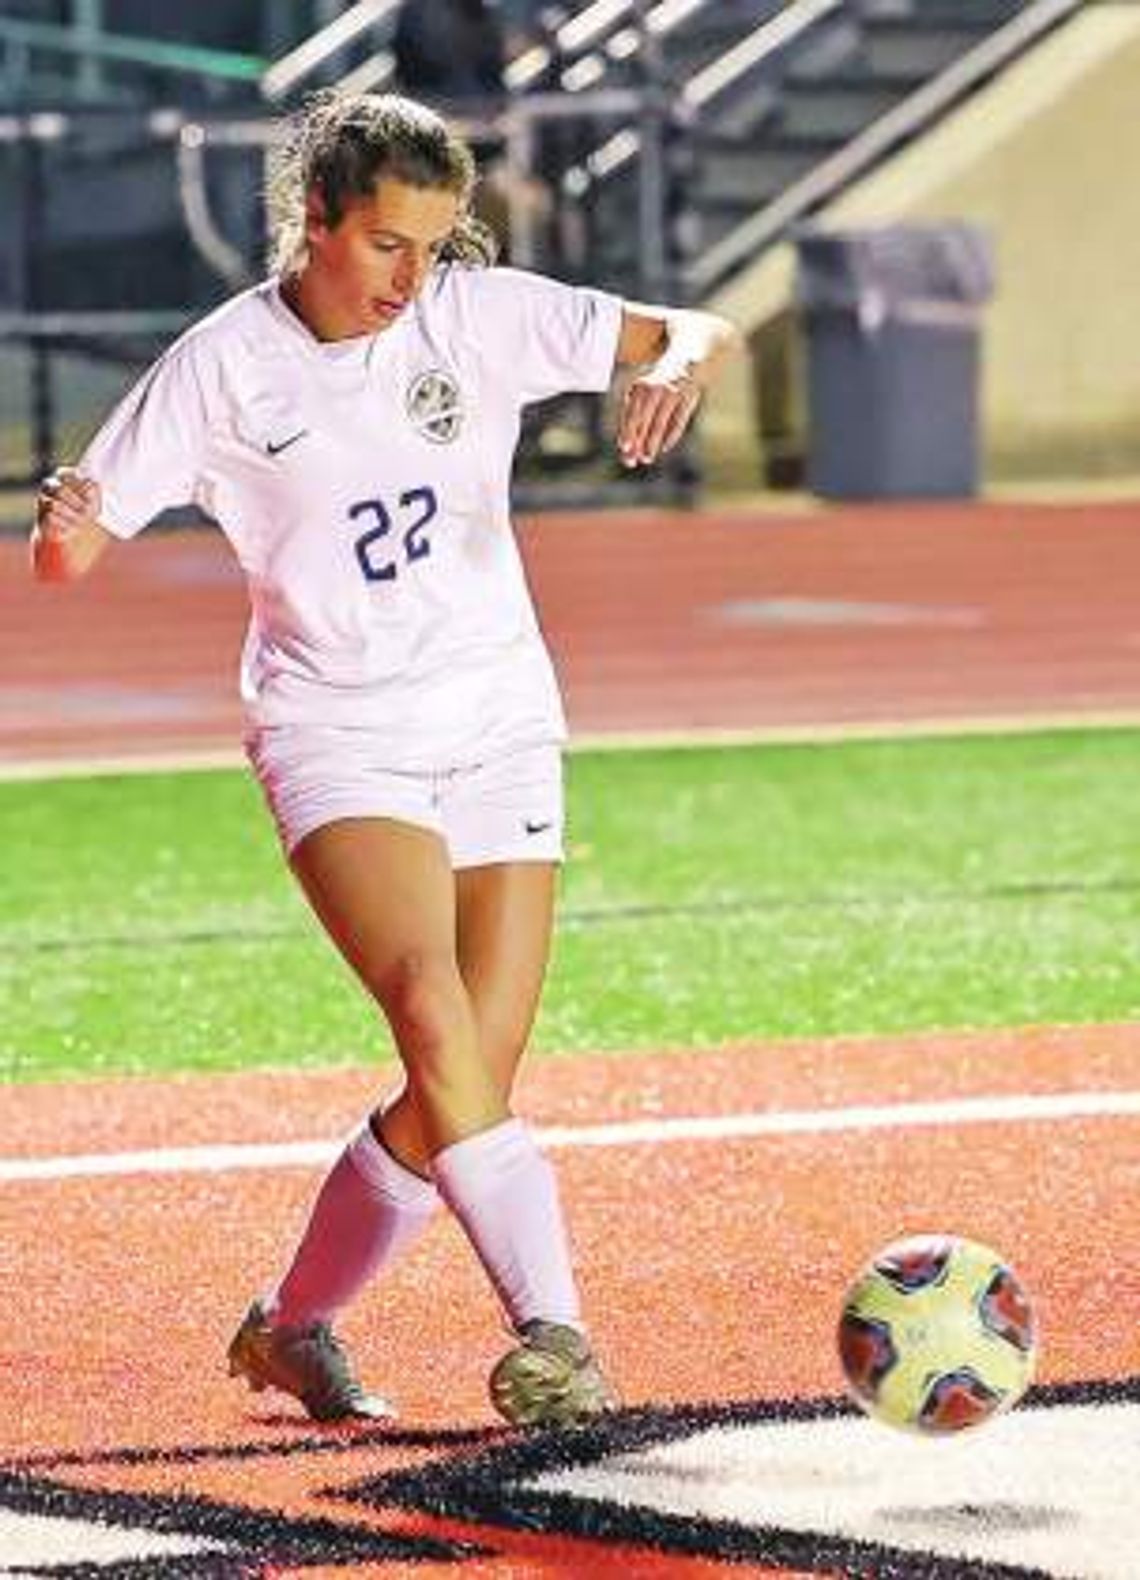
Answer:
[
  {"left": 4, "top": 501, "right": 1139, "bottom": 1571},
  {"left": 3, "top": 1027, "right": 1138, "bottom": 1574},
  {"left": 5, "top": 499, "right": 1140, "bottom": 762}
]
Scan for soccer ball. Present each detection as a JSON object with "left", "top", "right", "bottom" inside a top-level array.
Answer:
[{"left": 837, "top": 1233, "right": 1038, "bottom": 1434}]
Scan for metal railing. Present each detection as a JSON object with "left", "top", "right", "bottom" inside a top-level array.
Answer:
[
  {"left": 0, "top": 15, "right": 265, "bottom": 97},
  {"left": 576, "top": 0, "right": 843, "bottom": 188},
  {"left": 0, "top": 311, "right": 190, "bottom": 338},
  {"left": 687, "top": 0, "right": 1083, "bottom": 295},
  {"left": 0, "top": 86, "right": 679, "bottom": 492},
  {"left": 507, "top": 0, "right": 720, "bottom": 93},
  {"left": 267, "top": 0, "right": 718, "bottom": 107},
  {"left": 260, "top": 0, "right": 401, "bottom": 102},
  {"left": 684, "top": 0, "right": 842, "bottom": 110},
  {"left": 147, "top": 87, "right": 666, "bottom": 281}
]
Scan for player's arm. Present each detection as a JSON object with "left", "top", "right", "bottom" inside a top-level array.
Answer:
[
  {"left": 614, "top": 303, "right": 741, "bottom": 468},
  {"left": 30, "top": 467, "right": 114, "bottom": 583}
]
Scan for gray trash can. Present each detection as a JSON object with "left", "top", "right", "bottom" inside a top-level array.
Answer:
[{"left": 796, "top": 224, "right": 995, "bottom": 499}]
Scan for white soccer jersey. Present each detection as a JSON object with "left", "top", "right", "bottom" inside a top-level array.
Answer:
[{"left": 79, "top": 266, "right": 623, "bottom": 768}]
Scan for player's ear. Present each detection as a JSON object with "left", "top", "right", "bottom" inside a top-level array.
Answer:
[{"left": 304, "top": 189, "right": 329, "bottom": 246}]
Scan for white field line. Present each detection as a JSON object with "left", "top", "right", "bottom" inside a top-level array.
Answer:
[
  {"left": 2, "top": 1088, "right": 1139, "bottom": 1185},
  {"left": 3, "top": 711, "right": 1140, "bottom": 783}
]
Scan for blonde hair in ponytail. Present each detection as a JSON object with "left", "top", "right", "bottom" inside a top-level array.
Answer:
[{"left": 266, "top": 89, "right": 497, "bottom": 274}]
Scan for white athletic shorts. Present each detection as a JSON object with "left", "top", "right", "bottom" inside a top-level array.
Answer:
[{"left": 245, "top": 727, "right": 565, "bottom": 868}]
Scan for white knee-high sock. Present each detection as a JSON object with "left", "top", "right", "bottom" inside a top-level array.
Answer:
[
  {"left": 433, "top": 1117, "right": 582, "bottom": 1332},
  {"left": 265, "top": 1119, "right": 440, "bottom": 1328}
]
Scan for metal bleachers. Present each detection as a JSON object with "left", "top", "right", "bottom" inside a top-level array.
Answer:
[{"left": 0, "top": 0, "right": 1086, "bottom": 500}]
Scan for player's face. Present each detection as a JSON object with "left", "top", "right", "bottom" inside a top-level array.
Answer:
[{"left": 303, "top": 177, "right": 461, "bottom": 338}]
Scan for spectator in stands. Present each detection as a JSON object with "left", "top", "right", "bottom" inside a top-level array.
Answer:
[{"left": 393, "top": 0, "right": 508, "bottom": 106}]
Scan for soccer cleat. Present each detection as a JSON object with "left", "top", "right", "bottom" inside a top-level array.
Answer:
[
  {"left": 226, "top": 1302, "right": 395, "bottom": 1423},
  {"left": 489, "top": 1320, "right": 617, "bottom": 1428}
]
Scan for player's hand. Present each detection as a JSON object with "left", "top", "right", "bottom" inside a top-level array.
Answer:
[
  {"left": 616, "top": 366, "right": 702, "bottom": 469},
  {"left": 34, "top": 467, "right": 102, "bottom": 543}
]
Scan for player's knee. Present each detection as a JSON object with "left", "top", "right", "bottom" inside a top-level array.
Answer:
[{"left": 376, "top": 951, "right": 473, "bottom": 1070}]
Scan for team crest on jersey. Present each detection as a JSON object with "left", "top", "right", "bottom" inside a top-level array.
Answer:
[{"left": 406, "top": 368, "right": 464, "bottom": 443}]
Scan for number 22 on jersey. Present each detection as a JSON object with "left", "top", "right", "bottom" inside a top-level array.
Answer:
[{"left": 348, "top": 486, "right": 438, "bottom": 584}]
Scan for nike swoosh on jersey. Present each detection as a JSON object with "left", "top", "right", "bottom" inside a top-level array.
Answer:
[
  {"left": 266, "top": 430, "right": 309, "bottom": 456},
  {"left": 524, "top": 820, "right": 554, "bottom": 835}
]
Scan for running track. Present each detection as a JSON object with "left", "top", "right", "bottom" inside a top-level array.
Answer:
[
  {"left": 3, "top": 498, "right": 1140, "bottom": 1575},
  {"left": 4, "top": 497, "right": 1140, "bottom": 767},
  {"left": 2, "top": 1028, "right": 1138, "bottom": 1574}
]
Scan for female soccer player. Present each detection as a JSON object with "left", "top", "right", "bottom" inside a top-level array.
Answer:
[{"left": 32, "top": 91, "right": 738, "bottom": 1428}]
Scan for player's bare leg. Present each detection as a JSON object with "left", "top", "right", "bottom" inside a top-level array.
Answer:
[
  {"left": 461, "top": 869, "right": 615, "bottom": 1421},
  {"left": 229, "top": 817, "right": 500, "bottom": 1420},
  {"left": 234, "top": 827, "right": 612, "bottom": 1424},
  {"left": 377, "top": 865, "right": 612, "bottom": 1434},
  {"left": 377, "top": 860, "right": 557, "bottom": 1171},
  {"left": 289, "top": 818, "right": 506, "bottom": 1151}
]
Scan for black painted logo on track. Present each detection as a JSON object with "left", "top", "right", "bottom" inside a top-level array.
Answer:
[{"left": 1, "top": 1377, "right": 1134, "bottom": 1576}]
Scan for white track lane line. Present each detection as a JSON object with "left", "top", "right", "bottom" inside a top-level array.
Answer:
[{"left": 2, "top": 1088, "right": 1139, "bottom": 1185}]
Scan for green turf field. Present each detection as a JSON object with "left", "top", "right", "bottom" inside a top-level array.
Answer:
[{"left": 2, "top": 727, "right": 1138, "bottom": 1083}]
